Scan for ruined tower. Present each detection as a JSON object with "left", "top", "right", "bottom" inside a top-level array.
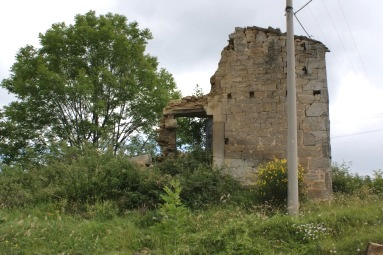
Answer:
[{"left": 157, "top": 26, "right": 332, "bottom": 198}]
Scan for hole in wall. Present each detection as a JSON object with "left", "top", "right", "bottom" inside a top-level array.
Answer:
[
  {"left": 313, "top": 90, "right": 321, "bottom": 96},
  {"left": 175, "top": 116, "right": 212, "bottom": 153},
  {"left": 225, "top": 138, "right": 229, "bottom": 144},
  {"left": 249, "top": 91, "right": 254, "bottom": 98},
  {"left": 227, "top": 93, "right": 232, "bottom": 99}
]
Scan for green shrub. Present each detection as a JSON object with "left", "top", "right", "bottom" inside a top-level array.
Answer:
[
  {"left": 155, "top": 150, "right": 249, "bottom": 209},
  {"left": 0, "top": 165, "right": 36, "bottom": 208},
  {"left": 370, "top": 169, "right": 383, "bottom": 195},
  {"left": 332, "top": 162, "right": 368, "bottom": 194},
  {"left": 155, "top": 180, "right": 189, "bottom": 231},
  {"left": 256, "top": 158, "right": 306, "bottom": 207},
  {"left": 155, "top": 148, "right": 212, "bottom": 176},
  {"left": 0, "top": 146, "right": 168, "bottom": 212},
  {"left": 179, "top": 165, "right": 245, "bottom": 209}
]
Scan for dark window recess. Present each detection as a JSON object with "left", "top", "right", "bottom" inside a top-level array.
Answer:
[
  {"left": 225, "top": 138, "right": 229, "bottom": 144},
  {"left": 313, "top": 90, "right": 321, "bottom": 96},
  {"left": 301, "top": 42, "right": 306, "bottom": 51},
  {"left": 249, "top": 91, "right": 254, "bottom": 98},
  {"left": 227, "top": 93, "right": 232, "bottom": 99}
]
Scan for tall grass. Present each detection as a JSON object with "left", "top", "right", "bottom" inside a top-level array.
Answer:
[
  {"left": 1, "top": 194, "right": 382, "bottom": 254},
  {"left": 0, "top": 150, "right": 382, "bottom": 254}
]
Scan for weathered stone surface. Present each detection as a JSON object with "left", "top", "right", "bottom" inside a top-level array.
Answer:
[
  {"left": 306, "top": 102, "right": 328, "bottom": 117},
  {"left": 308, "top": 157, "right": 331, "bottom": 171},
  {"left": 304, "top": 80, "right": 325, "bottom": 91},
  {"left": 303, "top": 131, "right": 328, "bottom": 146},
  {"left": 366, "top": 243, "right": 383, "bottom": 255},
  {"left": 165, "top": 119, "right": 177, "bottom": 129},
  {"left": 129, "top": 154, "right": 152, "bottom": 167},
  {"left": 156, "top": 26, "right": 331, "bottom": 199}
]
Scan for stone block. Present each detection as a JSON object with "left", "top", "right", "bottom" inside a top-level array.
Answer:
[
  {"left": 130, "top": 154, "right": 152, "bottom": 167},
  {"left": 308, "top": 157, "right": 330, "bottom": 171},
  {"left": 245, "top": 30, "right": 256, "bottom": 42},
  {"left": 303, "top": 131, "right": 328, "bottom": 146},
  {"left": 306, "top": 102, "right": 328, "bottom": 117},
  {"left": 304, "top": 80, "right": 325, "bottom": 91},
  {"left": 165, "top": 118, "right": 177, "bottom": 129},
  {"left": 213, "top": 122, "right": 225, "bottom": 168},
  {"left": 304, "top": 172, "right": 321, "bottom": 182},
  {"left": 299, "top": 146, "right": 321, "bottom": 158},
  {"left": 366, "top": 243, "right": 383, "bottom": 255}
]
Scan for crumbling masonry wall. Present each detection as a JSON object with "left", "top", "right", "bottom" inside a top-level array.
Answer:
[{"left": 157, "top": 26, "right": 332, "bottom": 198}]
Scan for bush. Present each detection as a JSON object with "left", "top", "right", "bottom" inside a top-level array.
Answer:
[
  {"left": 331, "top": 162, "right": 368, "bottom": 194},
  {"left": 0, "top": 146, "right": 169, "bottom": 212},
  {"left": 370, "top": 170, "right": 383, "bottom": 195},
  {"left": 0, "top": 165, "right": 36, "bottom": 208},
  {"left": 256, "top": 158, "right": 306, "bottom": 207},
  {"left": 155, "top": 150, "right": 251, "bottom": 209},
  {"left": 155, "top": 148, "right": 212, "bottom": 176},
  {"left": 179, "top": 165, "right": 245, "bottom": 209}
]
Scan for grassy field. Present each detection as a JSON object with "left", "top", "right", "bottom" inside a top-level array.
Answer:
[
  {"left": 0, "top": 150, "right": 382, "bottom": 254},
  {"left": 1, "top": 193, "right": 382, "bottom": 255}
]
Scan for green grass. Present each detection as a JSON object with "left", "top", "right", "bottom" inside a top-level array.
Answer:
[
  {"left": 1, "top": 152, "right": 382, "bottom": 254},
  {"left": 1, "top": 194, "right": 382, "bottom": 254}
]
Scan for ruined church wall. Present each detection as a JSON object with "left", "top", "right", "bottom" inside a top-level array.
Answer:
[
  {"left": 211, "top": 27, "right": 331, "bottom": 198},
  {"left": 156, "top": 26, "right": 332, "bottom": 198}
]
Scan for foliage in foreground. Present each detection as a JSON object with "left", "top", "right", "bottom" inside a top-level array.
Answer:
[
  {"left": 0, "top": 146, "right": 167, "bottom": 212},
  {"left": 1, "top": 149, "right": 383, "bottom": 254},
  {"left": 256, "top": 158, "right": 306, "bottom": 206},
  {"left": 0, "top": 147, "right": 252, "bottom": 213},
  {"left": 1, "top": 192, "right": 382, "bottom": 254}
]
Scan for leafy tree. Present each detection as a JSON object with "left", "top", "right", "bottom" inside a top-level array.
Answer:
[
  {"left": 0, "top": 11, "right": 180, "bottom": 164},
  {"left": 176, "top": 85, "right": 210, "bottom": 151}
]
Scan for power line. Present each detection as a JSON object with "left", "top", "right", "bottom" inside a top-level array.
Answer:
[
  {"left": 332, "top": 113, "right": 383, "bottom": 124},
  {"left": 331, "top": 129, "right": 383, "bottom": 139},
  {"left": 307, "top": 3, "right": 343, "bottom": 67},
  {"left": 293, "top": 0, "right": 313, "bottom": 38},
  {"left": 336, "top": 0, "right": 373, "bottom": 85},
  {"left": 295, "top": 0, "right": 313, "bottom": 14},
  {"left": 320, "top": 0, "right": 359, "bottom": 75},
  {"left": 294, "top": 14, "right": 312, "bottom": 38}
]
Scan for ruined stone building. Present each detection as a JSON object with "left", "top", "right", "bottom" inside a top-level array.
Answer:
[{"left": 156, "top": 26, "right": 332, "bottom": 198}]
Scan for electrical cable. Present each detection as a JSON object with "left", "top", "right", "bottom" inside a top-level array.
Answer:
[
  {"left": 320, "top": 0, "right": 358, "bottom": 75},
  {"left": 332, "top": 113, "right": 383, "bottom": 124},
  {"left": 337, "top": 0, "right": 373, "bottom": 85},
  {"left": 294, "top": 13, "right": 312, "bottom": 38},
  {"left": 293, "top": 0, "right": 313, "bottom": 38},
  {"left": 307, "top": 3, "right": 343, "bottom": 68},
  {"left": 295, "top": 0, "right": 313, "bottom": 14},
  {"left": 331, "top": 129, "right": 383, "bottom": 139}
]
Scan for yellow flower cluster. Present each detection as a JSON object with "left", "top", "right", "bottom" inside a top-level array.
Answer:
[{"left": 256, "top": 158, "right": 306, "bottom": 205}]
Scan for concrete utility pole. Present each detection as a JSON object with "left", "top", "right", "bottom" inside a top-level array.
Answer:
[{"left": 286, "top": 0, "right": 299, "bottom": 216}]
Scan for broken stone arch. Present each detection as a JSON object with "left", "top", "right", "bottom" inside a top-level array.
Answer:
[{"left": 156, "top": 95, "right": 225, "bottom": 166}]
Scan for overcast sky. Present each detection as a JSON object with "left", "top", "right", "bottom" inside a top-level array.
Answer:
[{"left": 1, "top": 0, "right": 382, "bottom": 176}]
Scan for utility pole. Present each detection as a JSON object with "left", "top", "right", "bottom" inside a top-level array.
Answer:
[{"left": 286, "top": 0, "right": 299, "bottom": 216}]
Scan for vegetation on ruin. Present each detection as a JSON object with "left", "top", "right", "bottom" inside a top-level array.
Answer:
[
  {"left": 1, "top": 11, "right": 382, "bottom": 255},
  {"left": 256, "top": 158, "right": 306, "bottom": 206}
]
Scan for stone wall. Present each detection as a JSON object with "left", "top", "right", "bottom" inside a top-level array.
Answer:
[{"left": 156, "top": 26, "right": 332, "bottom": 199}]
